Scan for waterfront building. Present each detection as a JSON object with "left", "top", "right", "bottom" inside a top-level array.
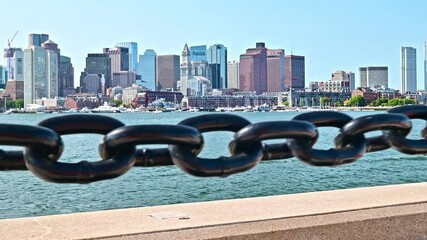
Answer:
[
  {"left": 359, "top": 66, "right": 388, "bottom": 88},
  {"left": 116, "top": 42, "right": 138, "bottom": 73},
  {"left": 283, "top": 90, "right": 350, "bottom": 107},
  {"left": 156, "top": 55, "right": 180, "bottom": 91},
  {"left": 82, "top": 53, "right": 111, "bottom": 91},
  {"left": 81, "top": 74, "right": 102, "bottom": 94},
  {"left": 239, "top": 42, "right": 268, "bottom": 94},
  {"left": 285, "top": 55, "right": 305, "bottom": 90},
  {"left": 59, "top": 56, "right": 74, "bottom": 96},
  {"left": 207, "top": 44, "right": 227, "bottom": 89},
  {"left": 122, "top": 87, "right": 140, "bottom": 105},
  {"left": 24, "top": 35, "right": 60, "bottom": 106},
  {"left": 131, "top": 90, "right": 184, "bottom": 108},
  {"left": 351, "top": 87, "right": 377, "bottom": 105},
  {"left": 186, "top": 95, "right": 277, "bottom": 109},
  {"left": 401, "top": 47, "right": 417, "bottom": 93},
  {"left": 227, "top": 61, "right": 239, "bottom": 89},
  {"left": 190, "top": 45, "right": 207, "bottom": 62},
  {"left": 187, "top": 76, "right": 212, "bottom": 96},
  {"left": 267, "top": 49, "right": 285, "bottom": 92},
  {"left": 138, "top": 49, "right": 157, "bottom": 90}
]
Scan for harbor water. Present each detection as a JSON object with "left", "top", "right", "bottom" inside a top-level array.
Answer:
[{"left": 1, "top": 111, "right": 427, "bottom": 219}]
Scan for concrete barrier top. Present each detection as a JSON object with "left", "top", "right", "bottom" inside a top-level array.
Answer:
[{"left": 1, "top": 182, "right": 427, "bottom": 239}]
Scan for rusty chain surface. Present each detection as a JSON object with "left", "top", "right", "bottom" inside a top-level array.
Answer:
[{"left": 0, "top": 105, "right": 426, "bottom": 184}]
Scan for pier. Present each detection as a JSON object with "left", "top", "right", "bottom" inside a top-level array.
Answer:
[{"left": 1, "top": 182, "right": 426, "bottom": 239}]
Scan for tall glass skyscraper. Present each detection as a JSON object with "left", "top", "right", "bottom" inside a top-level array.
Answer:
[
  {"left": 190, "top": 45, "right": 207, "bottom": 62},
  {"left": 138, "top": 49, "right": 157, "bottom": 90},
  {"left": 401, "top": 46, "right": 417, "bottom": 93},
  {"left": 24, "top": 34, "right": 60, "bottom": 106},
  {"left": 207, "top": 44, "right": 227, "bottom": 89},
  {"left": 116, "top": 42, "right": 138, "bottom": 73}
]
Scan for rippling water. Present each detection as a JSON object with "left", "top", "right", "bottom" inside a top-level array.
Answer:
[{"left": 1, "top": 111, "right": 426, "bottom": 219}]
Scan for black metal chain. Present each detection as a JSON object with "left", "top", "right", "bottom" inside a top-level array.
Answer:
[{"left": 0, "top": 105, "right": 426, "bottom": 184}]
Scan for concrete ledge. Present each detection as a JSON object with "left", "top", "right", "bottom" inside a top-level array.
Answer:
[{"left": 1, "top": 183, "right": 427, "bottom": 239}]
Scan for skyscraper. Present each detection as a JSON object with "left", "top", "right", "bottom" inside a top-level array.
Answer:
[
  {"left": 3, "top": 48, "right": 23, "bottom": 81},
  {"left": 267, "top": 49, "right": 285, "bottom": 92},
  {"left": 190, "top": 45, "right": 207, "bottom": 62},
  {"left": 138, "top": 49, "right": 157, "bottom": 90},
  {"left": 104, "top": 47, "right": 130, "bottom": 74},
  {"left": 81, "top": 53, "right": 111, "bottom": 92},
  {"left": 424, "top": 42, "right": 427, "bottom": 91},
  {"left": 207, "top": 44, "right": 227, "bottom": 89},
  {"left": 359, "top": 66, "right": 388, "bottom": 88},
  {"left": 156, "top": 55, "right": 180, "bottom": 90},
  {"left": 24, "top": 35, "right": 60, "bottom": 106},
  {"left": 28, "top": 34, "right": 49, "bottom": 47},
  {"left": 0, "top": 65, "right": 7, "bottom": 88},
  {"left": 239, "top": 42, "right": 267, "bottom": 94},
  {"left": 59, "top": 56, "right": 74, "bottom": 94},
  {"left": 285, "top": 55, "right": 305, "bottom": 90},
  {"left": 227, "top": 61, "right": 239, "bottom": 89},
  {"left": 401, "top": 47, "right": 417, "bottom": 93},
  {"left": 116, "top": 42, "right": 138, "bottom": 73}
]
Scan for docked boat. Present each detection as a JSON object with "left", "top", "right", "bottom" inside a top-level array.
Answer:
[{"left": 91, "top": 103, "right": 120, "bottom": 113}]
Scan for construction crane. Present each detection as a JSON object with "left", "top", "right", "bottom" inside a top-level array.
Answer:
[{"left": 4, "top": 31, "right": 19, "bottom": 80}]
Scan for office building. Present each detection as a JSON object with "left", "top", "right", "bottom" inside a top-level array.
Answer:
[
  {"left": 156, "top": 55, "right": 180, "bottom": 90},
  {"left": 0, "top": 65, "right": 7, "bottom": 88},
  {"left": 138, "top": 49, "right": 157, "bottom": 90},
  {"left": 82, "top": 53, "right": 111, "bottom": 92},
  {"left": 3, "top": 48, "right": 23, "bottom": 81},
  {"left": 267, "top": 49, "right": 285, "bottom": 92},
  {"left": 285, "top": 55, "right": 305, "bottom": 90},
  {"left": 239, "top": 42, "right": 268, "bottom": 94},
  {"left": 330, "top": 70, "right": 355, "bottom": 92},
  {"left": 227, "top": 61, "right": 239, "bottom": 89},
  {"left": 112, "top": 71, "right": 135, "bottom": 88},
  {"left": 104, "top": 47, "right": 129, "bottom": 76},
  {"left": 24, "top": 36, "right": 60, "bottom": 106},
  {"left": 81, "top": 74, "right": 102, "bottom": 94},
  {"left": 28, "top": 33, "right": 49, "bottom": 47},
  {"left": 401, "top": 47, "right": 417, "bottom": 93},
  {"left": 5, "top": 80, "right": 24, "bottom": 100},
  {"left": 359, "top": 66, "right": 388, "bottom": 89},
  {"left": 116, "top": 42, "right": 138, "bottom": 73},
  {"left": 207, "top": 44, "right": 227, "bottom": 89},
  {"left": 190, "top": 45, "right": 207, "bottom": 62},
  {"left": 59, "top": 56, "right": 74, "bottom": 96}
]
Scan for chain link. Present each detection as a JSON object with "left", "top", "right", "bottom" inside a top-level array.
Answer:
[{"left": 0, "top": 105, "right": 426, "bottom": 183}]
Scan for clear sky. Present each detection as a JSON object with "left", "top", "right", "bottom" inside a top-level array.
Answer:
[{"left": 2, "top": 0, "right": 427, "bottom": 89}]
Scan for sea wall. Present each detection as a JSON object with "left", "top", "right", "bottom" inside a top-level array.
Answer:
[{"left": 1, "top": 182, "right": 427, "bottom": 239}]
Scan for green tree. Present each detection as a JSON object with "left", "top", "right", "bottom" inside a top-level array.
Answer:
[
  {"left": 6, "top": 100, "right": 15, "bottom": 109},
  {"left": 283, "top": 101, "right": 289, "bottom": 107},
  {"left": 15, "top": 99, "right": 24, "bottom": 109},
  {"left": 112, "top": 100, "right": 123, "bottom": 106},
  {"left": 347, "top": 96, "right": 366, "bottom": 107}
]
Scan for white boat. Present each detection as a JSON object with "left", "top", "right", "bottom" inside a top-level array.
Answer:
[
  {"left": 79, "top": 107, "right": 92, "bottom": 113},
  {"left": 91, "top": 102, "right": 120, "bottom": 113}
]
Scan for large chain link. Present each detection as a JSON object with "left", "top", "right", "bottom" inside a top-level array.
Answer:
[{"left": 0, "top": 105, "right": 426, "bottom": 183}]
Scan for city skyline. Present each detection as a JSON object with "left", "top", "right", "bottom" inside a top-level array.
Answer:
[{"left": 1, "top": 0, "right": 427, "bottom": 90}]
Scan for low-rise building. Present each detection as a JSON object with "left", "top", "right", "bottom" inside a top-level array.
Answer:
[{"left": 351, "top": 87, "right": 377, "bottom": 104}]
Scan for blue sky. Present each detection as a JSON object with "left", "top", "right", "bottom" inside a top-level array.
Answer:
[{"left": 2, "top": 0, "right": 427, "bottom": 89}]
